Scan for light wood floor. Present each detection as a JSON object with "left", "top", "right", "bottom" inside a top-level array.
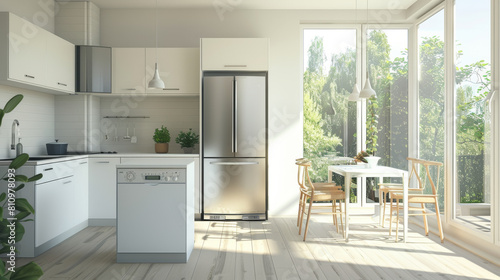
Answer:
[{"left": 16, "top": 214, "right": 500, "bottom": 280}]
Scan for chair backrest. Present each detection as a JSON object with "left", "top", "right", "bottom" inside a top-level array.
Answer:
[
  {"left": 407, "top": 157, "right": 443, "bottom": 195},
  {"left": 295, "top": 158, "right": 313, "bottom": 193}
]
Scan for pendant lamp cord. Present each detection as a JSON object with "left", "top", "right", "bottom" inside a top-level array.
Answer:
[{"left": 155, "top": 0, "right": 158, "bottom": 64}]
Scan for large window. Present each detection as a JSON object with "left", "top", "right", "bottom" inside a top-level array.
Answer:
[
  {"left": 365, "top": 28, "right": 408, "bottom": 204},
  {"left": 454, "top": 0, "right": 491, "bottom": 234},
  {"left": 303, "top": 28, "right": 358, "bottom": 186},
  {"left": 302, "top": 27, "right": 408, "bottom": 205},
  {"left": 417, "top": 10, "right": 445, "bottom": 213}
]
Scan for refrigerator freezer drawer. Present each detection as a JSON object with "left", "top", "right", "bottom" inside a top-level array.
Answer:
[{"left": 203, "top": 158, "right": 266, "bottom": 216}]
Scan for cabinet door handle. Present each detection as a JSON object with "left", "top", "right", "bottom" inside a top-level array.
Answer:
[
  {"left": 96, "top": 161, "right": 110, "bottom": 164},
  {"left": 163, "top": 88, "right": 180, "bottom": 91},
  {"left": 124, "top": 88, "right": 136, "bottom": 90},
  {"left": 43, "top": 167, "right": 54, "bottom": 171},
  {"left": 57, "top": 82, "right": 67, "bottom": 86},
  {"left": 63, "top": 180, "right": 72, "bottom": 185},
  {"left": 80, "top": 161, "right": 88, "bottom": 165},
  {"left": 224, "top": 65, "right": 247, "bottom": 68},
  {"left": 25, "top": 74, "right": 35, "bottom": 79}
]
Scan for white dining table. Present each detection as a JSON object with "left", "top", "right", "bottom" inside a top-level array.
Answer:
[{"left": 328, "top": 165, "right": 409, "bottom": 242}]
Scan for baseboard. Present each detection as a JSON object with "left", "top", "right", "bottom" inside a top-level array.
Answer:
[{"left": 88, "top": 218, "right": 116, "bottom": 226}]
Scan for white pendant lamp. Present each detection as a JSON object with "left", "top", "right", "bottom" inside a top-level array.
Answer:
[
  {"left": 348, "top": 82, "right": 360, "bottom": 101},
  {"left": 148, "top": 0, "right": 165, "bottom": 89},
  {"left": 359, "top": 72, "right": 376, "bottom": 98}
]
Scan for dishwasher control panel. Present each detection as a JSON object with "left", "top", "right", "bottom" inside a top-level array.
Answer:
[{"left": 117, "top": 168, "right": 186, "bottom": 183}]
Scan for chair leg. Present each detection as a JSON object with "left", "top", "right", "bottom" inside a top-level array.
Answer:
[
  {"left": 382, "top": 191, "right": 387, "bottom": 227},
  {"left": 422, "top": 203, "right": 429, "bottom": 236},
  {"left": 389, "top": 196, "right": 393, "bottom": 236},
  {"left": 303, "top": 201, "right": 313, "bottom": 241},
  {"left": 332, "top": 201, "right": 339, "bottom": 233},
  {"left": 339, "top": 200, "right": 344, "bottom": 237},
  {"left": 395, "top": 198, "right": 400, "bottom": 242},
  {"left": 434, "top": 200, "right": 445, "bottom": 243},
  {"left": 298, "top": 197, "right": 306, "bottom": 235},
  {"left": 297, "top": 193, "right": 303, "bottom": 227}
]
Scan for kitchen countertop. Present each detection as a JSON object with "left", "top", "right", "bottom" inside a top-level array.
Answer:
[{"left": 0, "top": 153, "right": 200, "bottom": 166}]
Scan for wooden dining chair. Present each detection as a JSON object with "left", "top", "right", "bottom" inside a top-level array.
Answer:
[
  {"left": 295, "top": 158, "right": 342, "bottom": 227},
  {"left": 387, "top": 157, "right": 444, "bottom": 242},
  {"left": 296, "top": 159, "right": 345, "bottom": 241}
]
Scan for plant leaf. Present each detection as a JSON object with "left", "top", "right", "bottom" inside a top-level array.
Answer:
[
  {"left": 0, "top": 110, "right": 4, "bottom": 127},
  {"left": 0, "top": 193, "right": 5, "bottom": 203},
  {"left": 14, "top": 222, "right": 25, "bottom": 242},
  {"left": 27, "top": 174, "right": 43, "bottom": 182},
  {"left": 0, "top": 260, "right": 5, "bottom": 276},
  {"left": 9, "top": 154, "right": 29, "bottom": 170},
  {"left": 10, "top": 261, "right": 43, "bottom": 280},
  {"left": 13, "top": 184, "right": 25, "bottom": 192},
  {"left": 15, "top": 211, "right": 30, "bottom": 221},
  {"left": 3, "top": 94, "right": 23, "bottom": 113},
  {"left": 15, "top": 198, "right": 35, "bottom": 214}
]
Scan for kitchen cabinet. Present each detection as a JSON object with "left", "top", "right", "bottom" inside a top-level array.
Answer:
[
  {"left": 45, "top": 34, "right": 75, "bottom": 92},
  {"left": 145, "top": 48, "right": 200, "bottom": 95},
  {"left": 73, "top": 158, "right": 89, "bottom": 226},
  {"left": 112, "top": 47, "right": 200, "bottom": 95},
  {"left": 1, "top": 12, "right": 46, "bottom": 85},
  {"left": 112, "top": 48, "right": 146, "bottom": 94},
  {"left": 35, "top": 175, "right": 74, "bottom": 247},
  {"left": 201, "top": 38, "right": 269, "bottom": 71},
  {"left": 88, "top": 157, "right": 120, "bottom": 225},
  {"left": 0, "top": 12, "right": 76, "bottom": 94}
]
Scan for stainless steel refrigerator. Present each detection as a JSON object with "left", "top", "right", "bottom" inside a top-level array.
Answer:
[{"left": 202, "top": 72, "right": 267, "bottom": 220}]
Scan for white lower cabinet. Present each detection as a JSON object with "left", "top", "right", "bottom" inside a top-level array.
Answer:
[
  {"left": 88, "top": 157, "right": 120, "bottom": 224},
  {"left": 35, "top": 176, "right": 74, "bottom": 247},
  {"left": 73, "top": 159, "right": 89, "bottom": 226}
]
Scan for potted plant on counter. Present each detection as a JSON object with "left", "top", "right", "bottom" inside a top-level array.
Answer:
[
  {"left": 175, "top": 129, "right": 199, "bottom": 154},
  {"left": 153, "top": 125, "right": 170, "bottom": 153}
]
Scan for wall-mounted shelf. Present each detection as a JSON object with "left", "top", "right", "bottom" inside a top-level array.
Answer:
[{"left": 103, "top": 116, "right": 150, "bottom": 119}]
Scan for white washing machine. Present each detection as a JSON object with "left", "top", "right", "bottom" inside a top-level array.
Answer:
[{"left": 116, "top": 165, "right": 194, "bottom": 263}]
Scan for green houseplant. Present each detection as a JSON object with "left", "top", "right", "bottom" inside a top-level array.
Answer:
[
  {"left": 175, "top": 129, "right": 199, "bottom": 154},
  {"left": 153, "top": 125, "right": 170, "bottom": 153},
  {"left": 0, "top": 94, "right": 44, "bottom": 279}
]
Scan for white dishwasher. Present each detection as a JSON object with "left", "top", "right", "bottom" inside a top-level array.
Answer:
[{"left": 116, "top": 165, "right": 194, "bottom": 263}]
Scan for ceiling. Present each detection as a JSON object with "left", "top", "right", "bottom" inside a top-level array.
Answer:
[{"left": 56, "top": 0, "right": 420, "bottom": 10}]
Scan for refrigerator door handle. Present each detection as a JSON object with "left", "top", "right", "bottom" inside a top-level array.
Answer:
[
  {"left": 210, "top": 161, "right": 259, "bottom": 166},
  {"left": 231, "top": 79, "right": 235, "bottom": 153},
  {"left": 234, "top": 79, "right": 238, "bottom": 153}
]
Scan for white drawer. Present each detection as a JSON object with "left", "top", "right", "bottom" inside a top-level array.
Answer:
[{"left": 35, "top": 161, "right": 74, "bottom": 184}]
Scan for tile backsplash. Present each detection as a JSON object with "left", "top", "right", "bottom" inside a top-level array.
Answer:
[
  {"left": 99, "top": 96, "right": 200, "bottom": 154},
  {"left": 0, "top": 85, "right": 55, "bottom": 159}
]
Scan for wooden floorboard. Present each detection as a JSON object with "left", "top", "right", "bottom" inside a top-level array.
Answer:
[{"left": 9, "top": 215, "right": 500, "bottom": 280}]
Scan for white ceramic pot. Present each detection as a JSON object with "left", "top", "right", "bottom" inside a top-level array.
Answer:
[{"left": 365, "top": 156, "right": 381, "bottom": 168}]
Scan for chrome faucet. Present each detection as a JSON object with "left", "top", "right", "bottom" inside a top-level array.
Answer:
[{"left": 11, "top": 119, "right": 20, "bottom": 150}]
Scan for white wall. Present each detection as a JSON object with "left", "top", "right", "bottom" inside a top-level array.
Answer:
[{"left": 0, "top": 85, "right": 55, "bottom": 159}]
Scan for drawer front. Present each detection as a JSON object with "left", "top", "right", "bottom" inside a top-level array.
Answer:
[{"left": 35, "top": 162, "right": 74, "bottom": 184}]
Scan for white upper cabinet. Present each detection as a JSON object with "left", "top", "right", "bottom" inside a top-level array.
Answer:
[
  {"left": 201, "top": 38, "right": 269, "bottom": 71},
  {"left": 45, "top": 34, "right": 75, "bottom": 93},
  {"left": 3, "top": 13, "right": 46, "bottom": 85},
  {"left": 145, "top": 48, "right": 200, "bottom": 95},
  {"left": 112, "top": 48, "right": 146, "bottom": 94},
  {"left": 0, "top": 12, "right": 76, "bottom": 94}
]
